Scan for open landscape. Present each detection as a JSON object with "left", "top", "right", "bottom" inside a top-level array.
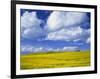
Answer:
[{"left": 21, "top": 50, "right": 90, "bottom": 70}]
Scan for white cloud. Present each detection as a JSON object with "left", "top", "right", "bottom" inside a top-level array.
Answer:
[
  {"left": 21, "top": 11, "right": 41, "bottom": 28},
  {"left": 21, "top": 45, "right": 79, "bottom": 54},
  {"left": 45, "top": 27, "right": 90, "bottom": 42},
  {"left": 45, "top": 11, "right": 64, "bottom": 32},
  {"left": 46, "top": 11, "right": 88, "bottom": 32},
  {"left": 62, "top": 46, "right": 79, "bottom": 51},
  {"left": 21, "top": 11, "right": 45, "bottom": 39},
  {"left": 63, "top": 12, "right": 88, "bottom": 27},
  {"left": 45, "top": 11, "right": 90, "bottom": 42},
  {"left": 21, "top": 45, "right": 45, "bottom": 53},
  {"left": 21, "top": 45, "right": 34, "bottom": 53}
]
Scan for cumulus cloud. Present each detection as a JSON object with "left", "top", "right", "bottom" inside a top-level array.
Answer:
[
  {"left": 21, "top": 11, "right": 45, "bottom": 39},
  {"left": 45, "top": 11, "right": 64, "bottom": 32},
  {"left": 21, "top": 11, "right": 41, "bottom": 28},
  {"left": 45, "top": 11, "right": 90, "bottom": 42},
  {"left": 45, "top": 27, "right": 90, "bottom": 42},
  {"left": 46, "top": 11, "right": 88, "bottom": 32}
]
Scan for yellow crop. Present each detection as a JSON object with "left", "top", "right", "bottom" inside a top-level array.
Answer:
[{"left": 21, "top": 51, "right": 90, "bottom": 69}]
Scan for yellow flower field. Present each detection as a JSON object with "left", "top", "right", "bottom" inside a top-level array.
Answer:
[{"left": 21, "top": 51, "right": 90, "bottom": 69}]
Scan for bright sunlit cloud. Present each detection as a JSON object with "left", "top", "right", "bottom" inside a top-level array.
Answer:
[{"left": 21, "top": 11, "right": 45, "bottom": 39}]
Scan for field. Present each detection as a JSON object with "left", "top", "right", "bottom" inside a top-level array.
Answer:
[{"left": 21, "top": 51, "right": 90, "bottom": 70}]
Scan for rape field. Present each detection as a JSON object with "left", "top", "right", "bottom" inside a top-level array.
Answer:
[{"left": 20, "top": 51, "right": 90, "bottom": 70}]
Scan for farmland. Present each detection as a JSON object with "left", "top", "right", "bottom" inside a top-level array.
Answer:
[{"left": 20, "top": 51, "right": 90, "bottom": 70}]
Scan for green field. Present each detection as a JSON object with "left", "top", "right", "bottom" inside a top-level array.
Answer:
[{"left": 21, "top": 51, "right": 90, "bottom": 70}]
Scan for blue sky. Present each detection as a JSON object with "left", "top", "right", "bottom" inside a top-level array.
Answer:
[{"left": 20, "top": 9, "right": 90, "bottom": 54}]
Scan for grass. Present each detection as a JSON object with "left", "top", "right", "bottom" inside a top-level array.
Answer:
[{"left": 20, "top": 50, "right": 90, "bottom": 70}]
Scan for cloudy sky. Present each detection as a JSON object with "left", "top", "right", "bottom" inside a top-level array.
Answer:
[{"left": 20, "top": 9, "right": 91, "bottom": 54}]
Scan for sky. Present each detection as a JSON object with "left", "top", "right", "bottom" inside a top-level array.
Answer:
[{"left": 20, "top": 9, "right": 91, "bottom": 54}]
